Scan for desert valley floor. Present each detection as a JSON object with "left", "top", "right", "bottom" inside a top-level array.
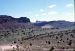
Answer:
[{"left": 0, "top": 27, "right": 75, "bottom": 51}]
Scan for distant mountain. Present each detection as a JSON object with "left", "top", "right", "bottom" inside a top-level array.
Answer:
[
  {"left": 0, "top": 15, "right": 30, "bottom": 23},
  {"left": 0, "top": 15, "right": 74, "bottom": 29},
  {"left": 34, "top": 21, "right": 75, "bottom": 29},
  {"left": 0, "top": 15, "right": 39, "bottom": 30}
]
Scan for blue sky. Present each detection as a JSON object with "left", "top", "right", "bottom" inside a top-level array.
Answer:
[{"left": 0, "top": 0, "right": 74, "bottom": 22}]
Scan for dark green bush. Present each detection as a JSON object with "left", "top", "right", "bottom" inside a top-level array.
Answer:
[{"left": 49, "top": 46, "right": 54, "bottom": 51}]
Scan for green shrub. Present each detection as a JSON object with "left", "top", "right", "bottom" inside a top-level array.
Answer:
[{"left": 49, "top": 46, "right": 54, "bottom": 51}]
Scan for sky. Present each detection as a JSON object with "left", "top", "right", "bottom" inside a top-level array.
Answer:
[{"left": 0, "top": 0, "right": 74, "bottom": 22}]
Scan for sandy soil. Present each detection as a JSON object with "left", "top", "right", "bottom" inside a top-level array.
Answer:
[{"left": 0, "top": 44, "right": 17, "bottom": 51}]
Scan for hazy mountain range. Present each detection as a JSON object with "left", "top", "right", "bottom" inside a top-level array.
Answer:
[
  {"left": 0, "top": 15, "right": 75, "bottom": 30},
  {"left": 33, "top": 21, "right": 75, "bottom": 29}
]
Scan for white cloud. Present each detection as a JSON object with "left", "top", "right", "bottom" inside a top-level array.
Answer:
[
  {"left": 66, "top": 4, "right": 73, "bottom": 7},
  {"left": 40, "top": 9, "right": 44, "bottom": 12},
  {"left": 48, "top": 4, "right": 56, "bottom": 8}
]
